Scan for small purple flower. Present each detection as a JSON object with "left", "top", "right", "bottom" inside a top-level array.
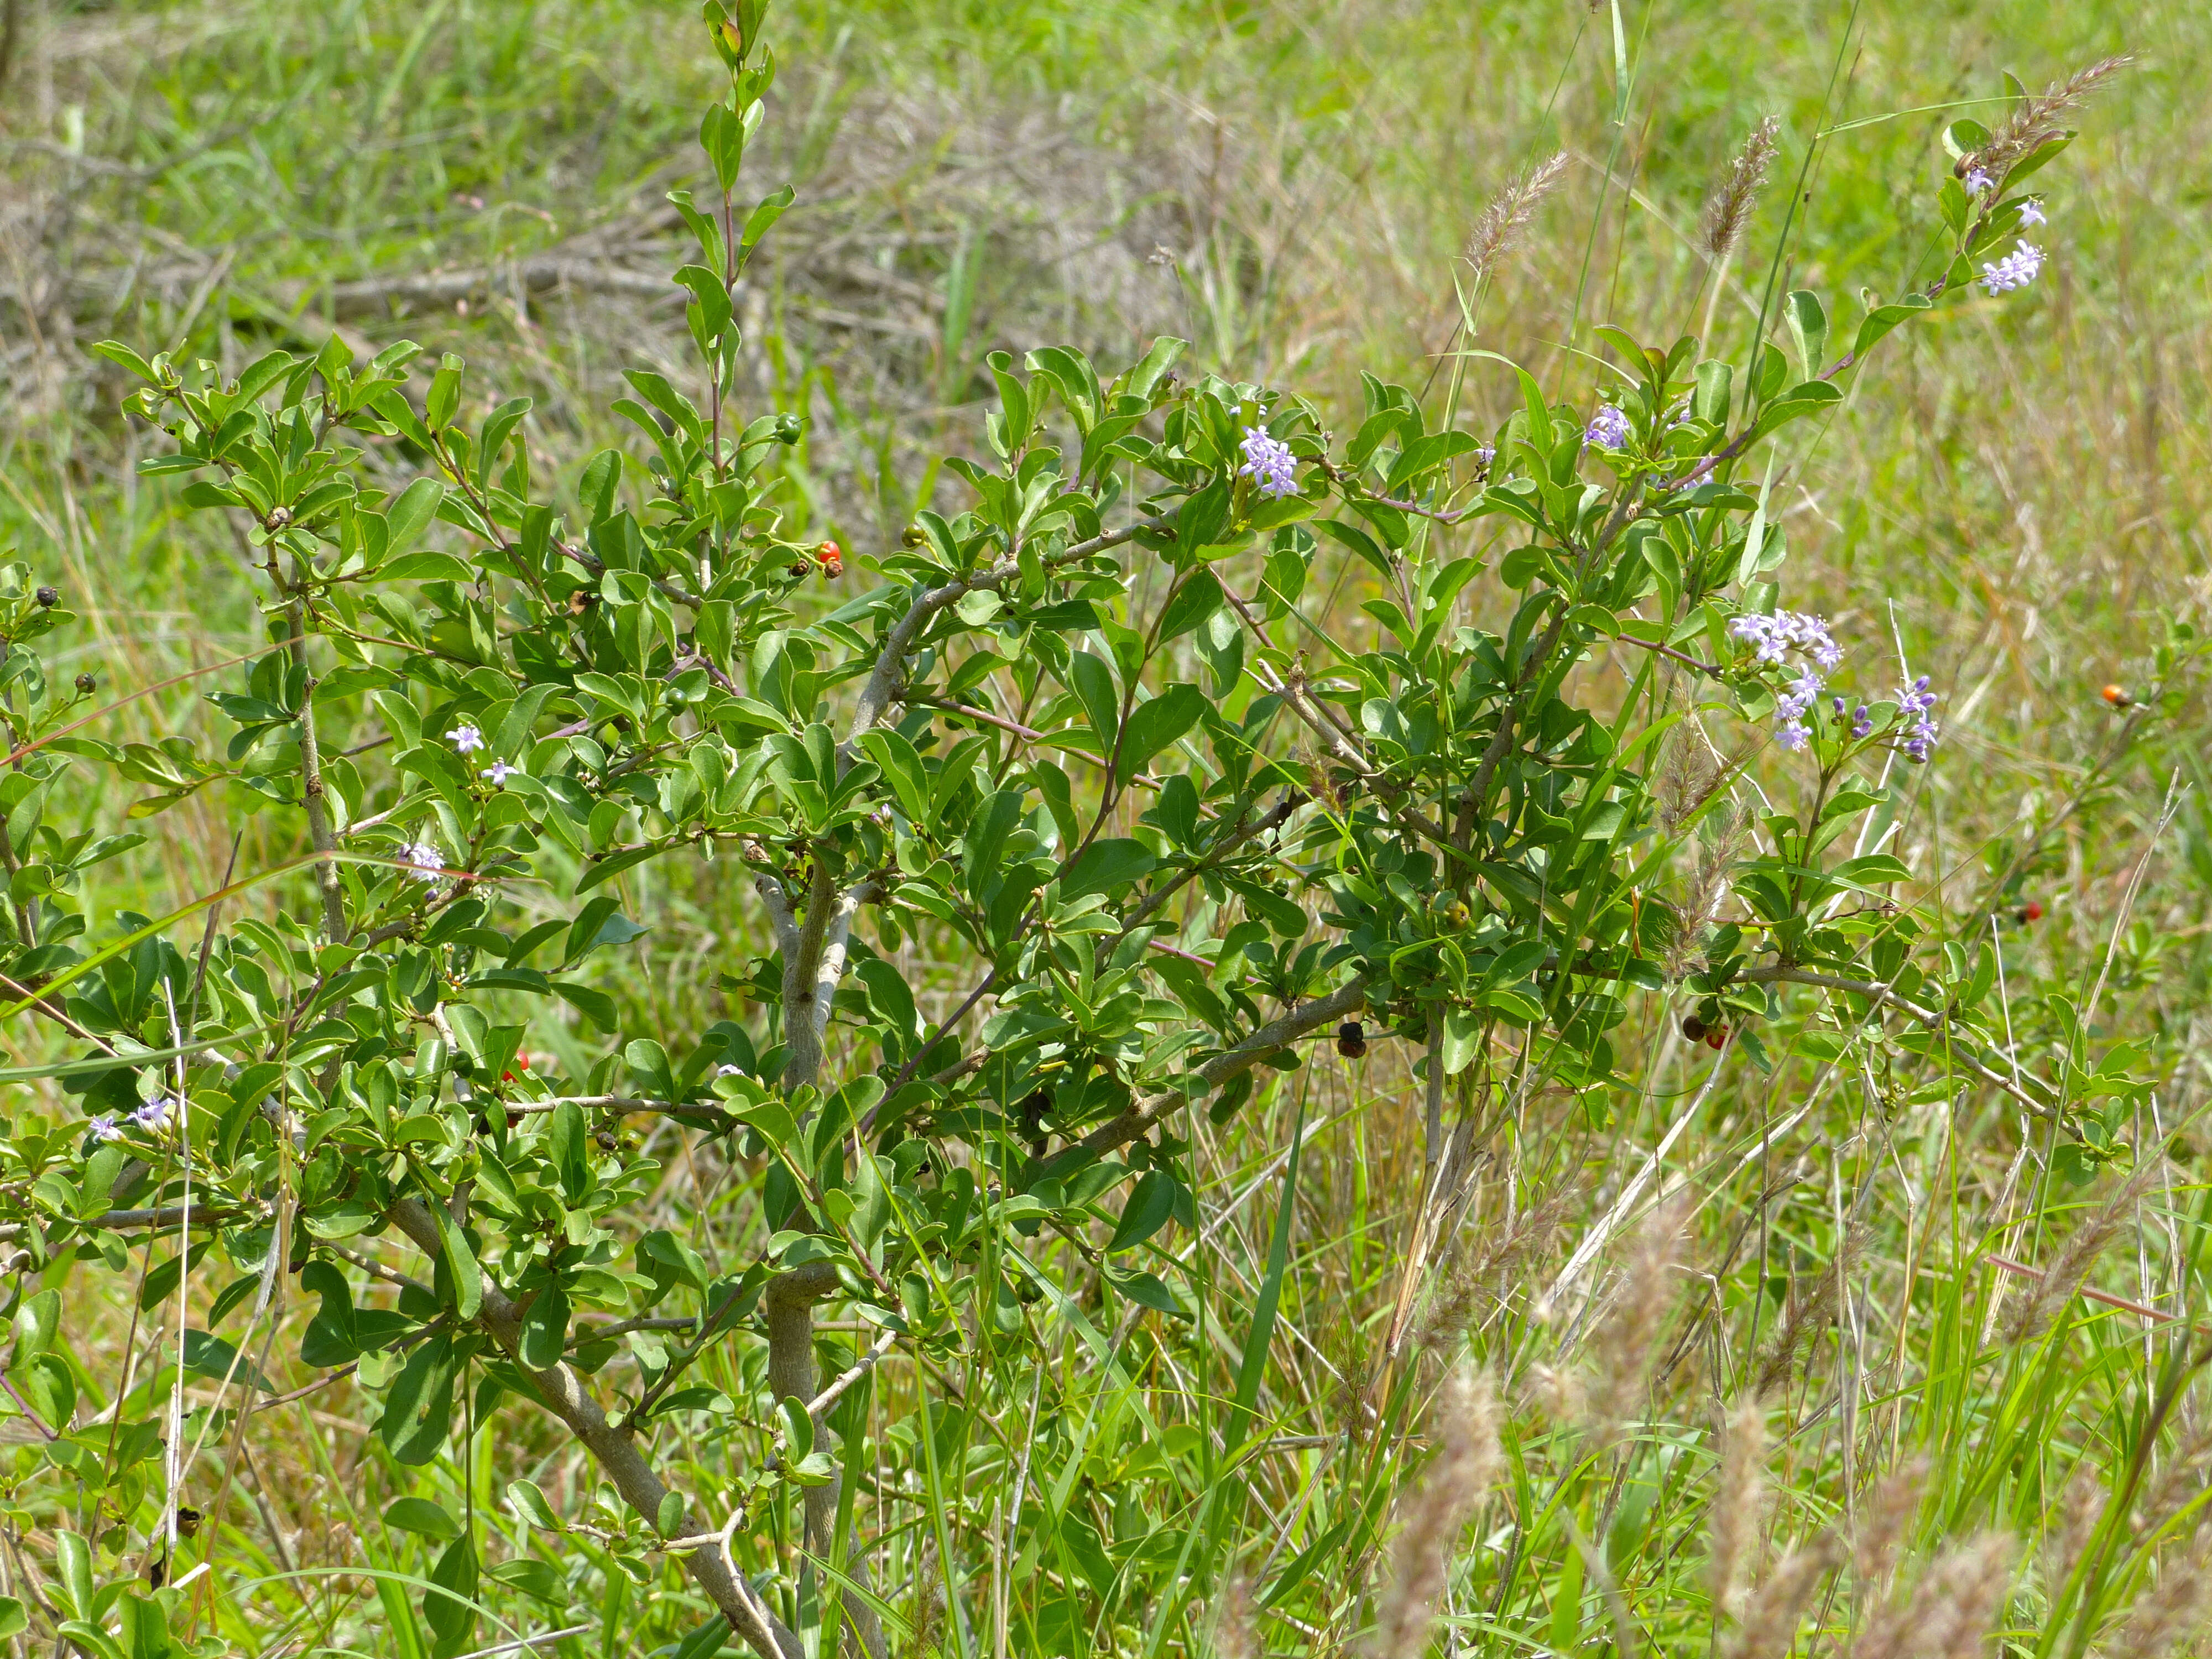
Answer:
[
  {"left": 447, "top": 723, "right": 483, "bottom": 754},
  {"left": 1584, "top": 404, "right": 1631, "bottom": 451},
  {"left": 1830, "top": 695, "right": 1846, "bottom": 717},
  {"left": 88, "top": 1114, "right": 123, "bottom": 1145},
  {"left": 131, "top": 1097, "right": 174, "bottom": 1131},
  {"left": 1851, "top": 704, "right": 1873, "bottom": 739},
  {"left": 1896, "top": 676, "right": 1941, "bottom": 760},
  {"left": 1777, "top": 720, "right": 1811, "bottom": 753},
  {"left": 398, "top": 839, "right": 445, "bottom": 882},
  {"left": 1474, "top": 442, "right": 1496, "bottom": 471},
  {"left": 2018, "top": 197, "right": 2046, "bottom": 228},
  {"left": 1777, "top": 672, "right": 1823, "bottom": 723},
  {"left": 1963, "top": 166, "right": 1994, "bottom": 196},
  {"left": 1237, "top": 427, "right": 1300, "bottom": 500},
  {"left": 714, "top": 1063, "right": 743, "bottom": 1078},
  {"left": 1728, "top": 614, "right": 1790, "bottom": 666},
  {"left": 1980, "top": 241, "right": 2044, "bottom": 296},
  {"left": 482, "top": 759, "right": 517, "bottom": 786}
]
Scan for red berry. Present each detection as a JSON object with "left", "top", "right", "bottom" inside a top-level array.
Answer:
[
  {"left": 518, "top": 1053, "right": 530, "bottom": 1070},
  {"left": 501, "top": 1071, "right": 516, "bottom": 1082},
  {"left": 2021, "top": 900, "right": 2044, "bottom": 922},
  {"left": 1704, "top": 1028, "right": 1726, "bottom": 1050}
]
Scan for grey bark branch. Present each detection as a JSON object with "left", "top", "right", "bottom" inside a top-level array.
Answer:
[
  {"left": 287, "top": 596, "right": 349, "bottom": 945},
  {"left": 383, "top": 1198, "right": 801, "bottom": 1659},
  {"left": 1036, "top": 977, "right": 1374, "bottom": 1178},
  {"left": 766, "top": 1267, "right": 890, "bottom": 1659}
]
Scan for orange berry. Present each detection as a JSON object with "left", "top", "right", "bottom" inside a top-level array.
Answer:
[{"left": 2102, "top": 684, "right": 2132, "bottom": 707}]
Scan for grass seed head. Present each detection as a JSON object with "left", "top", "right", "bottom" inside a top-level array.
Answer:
[
  {"left": 1369, "top": 1371, "right": 1503, "bottom": 1658},
  {"left": 1699, "top": 114, "right": 1783, "bottom": 262},
  {"left": 1710, "top": 1399, "right": 1770, "bottom": 1619},
  {"left": 1726, "top": 1536, "right": 1841, "bottom": 1659},
  {"left": 1465, "top": 152, "right": 1571, "bottom": 282}
]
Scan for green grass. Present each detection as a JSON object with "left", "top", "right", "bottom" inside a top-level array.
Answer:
[{"left": 4, "top": 1, "right": 2212, "bottom": 1657}]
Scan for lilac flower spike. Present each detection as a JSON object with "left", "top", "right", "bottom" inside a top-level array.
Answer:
[
  {"left": 1898, "top": 674, "right": 1940, "bottom": 761},
  {"left": 448, "top": 723, "right": 483, "bottom": 754},
  {"left": 88, "top": 1114, "right": 123, "bottom": 1145},
  {"left": 399, "top": 839, "right": 445, "bottom": 882},
  {"left": 1238, "top": 427, "right": 1300, "bottom": 500},
  {"left": 2017, "top": 197, "right": 2046, "bottom": 227},
  {"left": 1584, "top": 404, "right": 1631, "bottom": 451},
  {"left": 1979, "top": 241, "right": 2044, "bottom": 296}
]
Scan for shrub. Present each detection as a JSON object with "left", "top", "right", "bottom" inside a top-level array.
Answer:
[{"left": 0, "top": 7, "right": 2153, "bottom": 1658}]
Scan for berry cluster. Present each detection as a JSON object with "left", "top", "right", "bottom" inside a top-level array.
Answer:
[{"left": 787, "top": 540, "right": 843, "bottom": 580}]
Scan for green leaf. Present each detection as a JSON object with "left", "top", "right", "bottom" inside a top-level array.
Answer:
[
  {"left": 850, "top": 1151, "right": 892, "bottom": 1254},
  {"left": 381, "top": 477, "right": 446, "bottom": 560},
  {"left": 517, "top": 1280, "right": 570, "bottom": 1372},
  {"left": 385, "top": 1497, "right": 463, "bottom": 1542},
  {"left": 1106, "top": 1170, "right": 1177, "bottom": 1254},
  {"left": 1442, "top": 1008, "right": 1484, "bottom": 1075},
  {"left": 507, "top": 1479, "right": 563, "bottom": 1532},
  {"left": 1115, "top": 683, "right": 1205, "bottom": 784},
  {"left": 11, "top": 1288, "right": 59, "bottom": 1365},
  {"left": 433, "top": 1206, "right": 483, "bottom": 1321},
  {"left": 425, "top": 353, "right": 464, "bottom": 433},
  {"left": 551, "top": 981, "right": 618, "bottom": 1032},
  {"left": 380, "top": 1335, "right": 460, "bottom": 1465},
  {"left": 1783, "top": 290, "right": 1828, "bottom": 378},
  {"left": 182, "top": 1328, "right": 274, "bottom": 1392},
  {"left": 1065, "top": 650, "right": 1120, "bottom": 753},
  {"left": 779, "top": 1394, "right": 815, "bottom": 1463},
  {"left": 91, "top": 341, "right": 158, "bottom": 384},
  {"left": 1155, "top": 570, "right": 1225, "bottom": 643},
  {"left": 1061, "top": 838, "right": 1157, "bottom": 898},
  {"left": 424, "top": 1532, "right": 479, "bottom": 1657},
  {"left": 961, "top": 790, "right": 1024, "bottom": 899},
  {"left": 1122, "top": 336, "right": 1187, "bottom": 401}
]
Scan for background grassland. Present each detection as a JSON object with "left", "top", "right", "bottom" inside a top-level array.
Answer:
[{"left": 6, "top": 1, "right": 2212, "bottom": 1657}]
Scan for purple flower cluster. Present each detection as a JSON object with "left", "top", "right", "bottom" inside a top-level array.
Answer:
[
  {"left": 1979, "top": 241, "right": 2044, "bottom": 296},
  {"left": 398, "top": 839, "right": 445, "bottom": 882},
  {"left": 450, "top": 723, "right": 519, "bottom": 787},
  {"left": 1898, "top": 675, "right": 1939, "bottom": 761},
  {"left": 88, "top": 1097, "right": 178, "bottom": 1146},
  {"left": 1730, "top": 611, "right": 1845, "bottom": 751},
  {"left": 1238, "top": 427, "right": 1299, "bottom": 500},
  {"left": 1728, "top": 611, "right": 1843, "bottom": 672},
  {"left": 1584, "top": 404, "right": 1631, "bottom": 451}
]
